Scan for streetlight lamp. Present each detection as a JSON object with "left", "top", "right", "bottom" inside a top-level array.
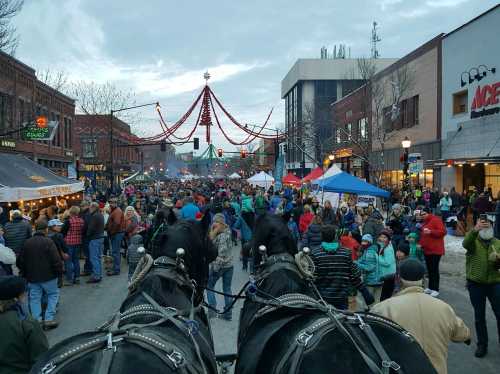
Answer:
[
  {"left": 328, "top": 154, "right": 335, "bottom": 161},
  {"left": 402, "top": 136, "right": 411, "bottom": 198}
]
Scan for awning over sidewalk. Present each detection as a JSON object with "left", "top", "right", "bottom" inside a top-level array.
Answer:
[{"left": 0, "top": 153, "right": 84, "bottom": 202}]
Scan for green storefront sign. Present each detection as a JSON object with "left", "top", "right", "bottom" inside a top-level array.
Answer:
[{"left": 22, "top": 126, "right": 50, "bottom": 140}]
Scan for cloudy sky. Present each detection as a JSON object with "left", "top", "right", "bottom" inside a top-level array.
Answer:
[{"left": 13, "top": 0, "right": 498, "bottom": 153}]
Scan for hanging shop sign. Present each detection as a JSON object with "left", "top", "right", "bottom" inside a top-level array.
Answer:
[
  {"left": 335, "top": 148, "right": 353, "bottom": 158},
  {"left": 0, "top": 181, "right": 84, "bottom": 202},
  {"left": 471, "top": 81, "right": 500, "bottom": 118},
  {"left": 21, "top": 120, "right": 59, "bottom": 141}
]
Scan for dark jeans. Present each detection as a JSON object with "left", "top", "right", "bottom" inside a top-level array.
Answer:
[
  {"left": 110, "top": 233, "right": 125, "bottom": 274},
  {"left": 425, "top": 254, "right": 441, "bottom": 292},
  {"left": 467, "top": 281, "right": 500, "bottom": 347},
  {"left": 380, "top": 276, "right": 395, "bottom": 301},
  {"left": 206, "top": 266, "right": 234, "bottom": 318},
  {"left": 82, "top": 240, "right": 92, "bottom": 274},
  {"left": 65, "top": 245, "right": 81, "bottom": 282}
]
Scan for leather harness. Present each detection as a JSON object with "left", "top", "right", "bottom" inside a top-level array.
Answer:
[
  {"left": 246, "top": 254, "right": 408, "bottom": 374},
  {"left": 40, "top": 257, "right": 216, "bottom": 374}
]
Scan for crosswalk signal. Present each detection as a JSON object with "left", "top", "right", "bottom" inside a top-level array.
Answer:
[
  {"left": 160, "top": 140, "right": 166, "bottom": 152},
  {"left": 193, "top": 137, "right": 199, "bottom": 150},
  {"left": 240, "top": 150, "right": 247, "bottom": 159},
  {"left": 217, "top": 148, "right": 223, "bottom": 157}
]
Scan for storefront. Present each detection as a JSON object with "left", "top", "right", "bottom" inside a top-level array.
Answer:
[{"left": 439, "top": 5, "right": 500, "bottom": 193}]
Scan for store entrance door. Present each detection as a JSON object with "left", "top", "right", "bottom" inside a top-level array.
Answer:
[{"left": 463, "top": 164, "right": 485, "bottom": 192}]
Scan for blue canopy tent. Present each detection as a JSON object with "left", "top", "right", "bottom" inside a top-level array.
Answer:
[{"left": 316, "top": 171, "right": 390, "bottom": 198}]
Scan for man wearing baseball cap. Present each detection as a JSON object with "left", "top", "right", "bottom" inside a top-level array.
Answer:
[
  {"left": 0, "top": 275, "right": 48, "bottom": 373},
  {"left": 372, "top": 259, "right": 470, "bottom": 374}
]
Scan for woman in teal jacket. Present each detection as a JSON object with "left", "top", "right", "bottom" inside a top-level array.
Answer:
[
  {"left": 377, "top": 230, "right": 397, "bottom": 301},
  {"left": 356, "top": 233, "right": 383, "bottom": 303}
]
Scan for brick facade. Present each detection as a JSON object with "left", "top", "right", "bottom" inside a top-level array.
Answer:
[
  {"left": 331, "top": 85, "right": 371, "bottom": 178},
  {"left": 0, "top": 50, "right": 75, "bottom": 175},
  {"left": 73, "top": 115, "right": 141, "bottom": 190}
]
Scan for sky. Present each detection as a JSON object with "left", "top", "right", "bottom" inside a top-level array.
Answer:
[{"left": 12, "top": 0, "right": 499, "bottom": 154}]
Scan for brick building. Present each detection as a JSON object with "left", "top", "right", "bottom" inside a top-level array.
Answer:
[
  {"left": 73, "top": 115, "right": 141, "bottom": 191},
  {"left": 0, "top": 50, "right": 76, "bottom": 175},
  {"left": 255, "top": 138, "right": 277, "bottom": 172},
  {"left": 331, "top": 85, "right": 371, "bottom": 179}
]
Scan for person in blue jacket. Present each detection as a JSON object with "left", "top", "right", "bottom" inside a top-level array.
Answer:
[
  {"left": 355, "top": 233, "right": 383, "bottom": 304},
  {"left": 377, "top": 230, "right": 397, "bottom": 302},
  {"left": 232, "top": 214, "right": 253, "bottom": 271}
]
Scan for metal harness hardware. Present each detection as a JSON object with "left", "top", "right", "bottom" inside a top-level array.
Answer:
[
  {"left": 41, "top": 362, "right": 56, "bottom": 374},
  {"left": 167, "top": 350, "right": 185, "bottom": 368},
  {"left": 382, "top": 360, "right": 401, "bottom": 371},
  {"left": 296, "top": 331, "right": 313, "bottom": 346}
]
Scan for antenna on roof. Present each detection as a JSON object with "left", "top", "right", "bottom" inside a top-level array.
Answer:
[{"left": 371, "top": 21, "right": 381, "bottom": 59}]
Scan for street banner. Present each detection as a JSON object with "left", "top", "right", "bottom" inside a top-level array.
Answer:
[
  {"left": 408, "top": 152, "right": 423, "bottom": 174},
  {"left": 274, "top": 154, "right": 285, "bottom": 190}
]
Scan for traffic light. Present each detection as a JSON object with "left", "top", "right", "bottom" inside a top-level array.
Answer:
[
  {"left": 160, "top": 140, "right": 166, "bottom": 152},
  {"left": 217, "top": 148, "right": 223, "bottom": 157},
  {"left": 240, "top": 150, "right": 247, "bottom": 159},
  {"left": 193, "top": 137, "right": 199, "bottom": 150}
]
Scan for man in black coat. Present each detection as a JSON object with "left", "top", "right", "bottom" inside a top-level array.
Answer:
[
  {"left": 4, "top": 210, "right": 32, "bottom": 255},
  {"left": 16, "top": 220, "right": 63, "bottom": 329}
]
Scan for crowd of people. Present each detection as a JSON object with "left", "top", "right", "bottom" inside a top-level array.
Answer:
[{"left": 0, "top": 179, "right": 499, "bottom": 373}]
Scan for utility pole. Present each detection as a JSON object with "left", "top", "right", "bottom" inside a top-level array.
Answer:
[{"left": 109, "top": 110, "right": 114, "bottom": 192}]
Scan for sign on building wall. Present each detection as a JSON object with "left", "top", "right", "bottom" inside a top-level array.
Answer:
[
  {"left": 21, "top": 119, "right": 59, "bottom": 141},
  {"left": 471, "top": 81, "right": 500, "bottom": 118}
]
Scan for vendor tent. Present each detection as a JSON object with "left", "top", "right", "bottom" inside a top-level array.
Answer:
[
  {"left": 312, "top": 164, "right": 342, "bottom": 184},
  {"left": 0, "top": 153, "right": 84, "bottom": 202},
  {"left": 247, "top": 171, "right": 274, "bottom": 188},
  {"left": 122, "top": 172, "right": 154, "bottom": 185},
  {"left": 302, "top": 167, "right": 323, "bottom": 183},
  {"left": 316, "top": 171, "right": 390, "bottom": 198},
  {"left": 282, "top": 172, "right": 301, "bottom": 187},
  {"left": 228, "top": 172, "right": 241, "bottom": 179}
]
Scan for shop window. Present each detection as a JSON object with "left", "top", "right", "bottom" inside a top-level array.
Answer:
[
  {"left": 485, "top": 164, "right": 500, "bottom": 197},
  {"left": 453, "top": 90, "right": 468, "bottom": 115}
]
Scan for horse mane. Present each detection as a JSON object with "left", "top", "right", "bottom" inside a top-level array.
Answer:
[{"left": 252, "top": 213, "right": 297, "bottom": 264}]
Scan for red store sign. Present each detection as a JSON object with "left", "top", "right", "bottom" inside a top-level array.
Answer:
[{"left": 471, "top": 81, "right": 500, "bottom": 118}]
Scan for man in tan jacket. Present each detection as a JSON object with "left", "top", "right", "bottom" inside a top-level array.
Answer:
[{"left": 371, "top": 259, "right": 470, "bottom": 374}]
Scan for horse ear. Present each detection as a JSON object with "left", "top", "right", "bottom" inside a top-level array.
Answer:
[{"left": 167, "top": 209, "right": 177, "bottom": 225}]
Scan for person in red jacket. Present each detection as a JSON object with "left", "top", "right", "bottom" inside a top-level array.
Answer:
[
  {"left": 418, "top": 207, "right": 446, "bottom": 298},
  {"left": 299, "top": 205, "right": 314, "bottom": 236}
]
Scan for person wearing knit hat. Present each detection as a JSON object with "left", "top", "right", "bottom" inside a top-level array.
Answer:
[
  {"left": 212, "top": 213, "right": 226, "bottom": 225},
  {"left": 376, "top": 229, "right": 396, "bottom": 302},
  {"left": 372, "top": 259, "right": 471, "bottom": 374},
  {"left": 0, "top": 275, "right": 49, "bottom": 372},
  {"left": 355, "top": 232, "right": 383, "bottom": 305}
]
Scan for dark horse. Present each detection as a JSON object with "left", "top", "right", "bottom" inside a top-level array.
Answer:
[
  {"left": 236, "top": 214, "right": 437, "bottom": 374},
  {"left": 31, "top": 212, "right": 219, "bottom": 374}
]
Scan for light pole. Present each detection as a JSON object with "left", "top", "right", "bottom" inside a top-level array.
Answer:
[
  {"left": 109, "top": 101, "right": 159, "bottom": 192},
  {"left": 402, "top": 136, "right": 411, "bottom": 198}
]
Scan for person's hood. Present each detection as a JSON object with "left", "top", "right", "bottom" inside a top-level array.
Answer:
[{"left": 130, "top": 234, "right": 143, "bottom": 245}]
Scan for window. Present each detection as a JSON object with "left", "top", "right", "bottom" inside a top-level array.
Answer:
[
  {"left": 345, "top": 110, "right": 352, "bottom": 120},
  {"left": 453, "top": 90, "right": 468, "bottom": 115},
  {"left": 335, "top": 128, "right": 342, "bottom": 144},
  {"left": 383, "top": 106, "right": 393, "bottom": 132},
  {"left": 401, "top": 99, "right": 408, "bottom": 128},
  {"left": 68, "top": 119, "right": 72, "bottom": 148},
  {"left": 0, "top": 93, "right": 12, "bottom": 130},
  {"left": 18, "top": 99, "right": 25, "bottom": 127},
  {"left": 82, "top": 139, "right": 97, "bottom": 158},
  {"left": 346, "top": 123, "right": 352, "bottom": 140},
  {"left": 359, "top": 117, "right": 368, "bottom": 141},
  {"left": 412, "top": 95, "right": 419, "bottom": 125}
]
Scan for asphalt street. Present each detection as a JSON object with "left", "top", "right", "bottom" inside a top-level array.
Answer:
[{"left": 46, "top": 244, "right": 500, "bottom": 373}]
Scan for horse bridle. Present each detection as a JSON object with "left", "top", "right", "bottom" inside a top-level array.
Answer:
[{"left": 247, "top": 245, "right": 405, "bottom": 374}]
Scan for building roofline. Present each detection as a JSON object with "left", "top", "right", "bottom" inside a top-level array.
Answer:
[
  {"left": 36, "top": 80, "right": 75, "bottom": 104},
  {"left": 373, "top": 34, "right": 444, "bottom": 79},
  {"left": 444, "top": 4, "right": 500, "bottom": 39},
  {"left": 0, "top": 49, "right": 36, "bottom": 75}
]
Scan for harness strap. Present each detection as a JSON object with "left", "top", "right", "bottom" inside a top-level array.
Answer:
[
  {"left": 356, "top": 315, "right": 402, "bottom": 374},
  {"left": 97, "top": 344, "right": 115, "bottom": 374}
]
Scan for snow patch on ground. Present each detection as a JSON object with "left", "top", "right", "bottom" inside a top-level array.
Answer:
[{"left": 445, "top": 234, "right": 466, "bottom": 254}]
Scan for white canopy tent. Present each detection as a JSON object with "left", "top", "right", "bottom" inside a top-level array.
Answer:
[
  {"left": 311, "top": 164, "right": 342, "bottom": 184},
  {"left": 228, "top": 172, "right": 242, "bottom": 179},
  {"left": 247, "top": 171, "right": 274, "bottom": 189}
]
